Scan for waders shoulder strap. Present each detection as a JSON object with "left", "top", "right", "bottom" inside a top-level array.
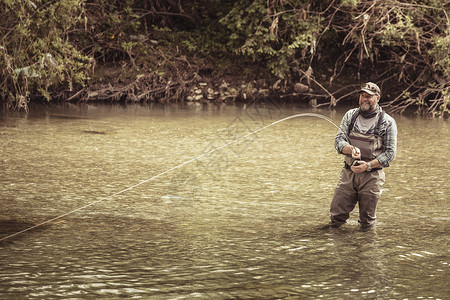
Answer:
[
  {"left": 348, "top": 109, "right": 385, "bottom": 136},
  {"left": 348, "top": 109, "right": 360, "bottom": 136},
  {"left": 374, "top": 111, "right": 385, "bottom": 136}
]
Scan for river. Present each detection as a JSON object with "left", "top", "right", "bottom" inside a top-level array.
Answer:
[{"left": 0, "top": 102, "right": 448, "bottom": 299}]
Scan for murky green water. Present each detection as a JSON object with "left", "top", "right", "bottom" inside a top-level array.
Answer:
[{"left": 1, "top": 102, "right": 448, "bottom": 299}]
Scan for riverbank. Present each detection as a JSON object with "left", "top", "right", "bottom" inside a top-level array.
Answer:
[
  {"left": 51, "top": 59, "right": 360, "bottom": 110},
  {"left": 2, "top": 1, "right": 448, "bottom": 116},
  {"left": 19, "top": 58, "right": 447, "bottom": 120}
]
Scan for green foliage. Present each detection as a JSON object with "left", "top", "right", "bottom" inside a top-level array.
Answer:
[
  {"left": 379, "top": 11, "right": 418, "bottom": 47},
  {"left": 0, "top": 0, "right": 91, "bottom": 109},
  {"left": 0, "top": 0, "right": 448, "bottom": 116},
  {"left": 341, "top": 0, "right": 359, "bottom": 6},
  {"left": 220, "top": 0, "right": 322, "bottom": 80},
  {"left": 429, "top": 33, "right": 450, "bottom": 77},
  {"left": 321, "top": 0, "right": 449, "bottom": 116}
]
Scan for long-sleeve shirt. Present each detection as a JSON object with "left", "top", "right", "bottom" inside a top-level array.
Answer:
[{"left": 335, "top": 108, "right": 397, "bottom": 167}]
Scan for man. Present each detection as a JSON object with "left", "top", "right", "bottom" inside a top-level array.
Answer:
[{"left": 330, "top": 82, "right": 397, "bottom": 228}]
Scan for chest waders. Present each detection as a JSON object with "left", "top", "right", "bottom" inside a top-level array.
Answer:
[
  {"left": 344, "top": 110, "right": 385, "bottom": 168},
  {"left": 330, "top": 109, "right": 387, "bottom": 226}
]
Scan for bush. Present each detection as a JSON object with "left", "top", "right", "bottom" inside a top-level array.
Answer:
[
  {"left": 0, "top": 0, "right": 92, "bottom": 110},
  {"left": 1, "top": 0, "right": 448, "bottom": 116}
]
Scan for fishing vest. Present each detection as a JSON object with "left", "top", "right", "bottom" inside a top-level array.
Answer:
[{"left": 344, "top": 109, "right": 385, "bottom": 166}]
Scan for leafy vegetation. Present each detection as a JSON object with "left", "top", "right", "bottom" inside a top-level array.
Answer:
[
  {"left": 0, "top": 0, "right": 92, "bottom": 110},
  {"left": 0, "top": 0, "right": 448, "bottom": 116}
]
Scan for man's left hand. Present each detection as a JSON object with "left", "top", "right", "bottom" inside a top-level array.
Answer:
[{"left": 351, "top": 161, "right": 368, "bottom": 173}]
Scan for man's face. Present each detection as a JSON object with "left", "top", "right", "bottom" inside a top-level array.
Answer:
[{"left": 359, "top": 92, "right": 380, "bottom": 112}]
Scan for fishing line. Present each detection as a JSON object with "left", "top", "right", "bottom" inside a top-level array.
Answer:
[{"left": 0, "top": 112, "right": 345, "bottom": 243}]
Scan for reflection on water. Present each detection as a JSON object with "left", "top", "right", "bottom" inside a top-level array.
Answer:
[{"left": 1, "top": 103, "right": 448, "bottom": 299}]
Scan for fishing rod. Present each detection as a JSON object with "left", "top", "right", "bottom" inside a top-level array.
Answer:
[{"left": 0, "top": 112, "right": 347, "bottom": 243}]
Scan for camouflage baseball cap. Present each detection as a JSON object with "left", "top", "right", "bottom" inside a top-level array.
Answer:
[{"left": 359, "top": 82, "right": 380, "bottom": 96}]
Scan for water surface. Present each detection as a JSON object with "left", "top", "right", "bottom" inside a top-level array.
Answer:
[{"left": 1, "top": 103, "right": 448, "bottom": 299}]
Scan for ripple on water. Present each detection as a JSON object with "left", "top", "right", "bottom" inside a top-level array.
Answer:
[{"left": 1, "top": 105, "right": 449, "bottom": 299}]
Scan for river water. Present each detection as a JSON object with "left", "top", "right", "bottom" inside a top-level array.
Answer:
[{"left": 0, "top": 102, "right": 448, "bottom": 299}]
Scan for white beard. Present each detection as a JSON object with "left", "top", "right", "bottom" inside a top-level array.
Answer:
[{"left": 360, "top": 102, "right": 375, "bottom": 112}]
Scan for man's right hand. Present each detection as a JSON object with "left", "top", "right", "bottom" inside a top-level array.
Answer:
[{"left": 352, "top": 146, "right": 361, "bottom": 159}]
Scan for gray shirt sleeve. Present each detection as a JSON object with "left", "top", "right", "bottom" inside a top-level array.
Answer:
[
  {"left": 376, "top": 115, "right": 397, "bottom": 167},
  {"left": 335, "top": 109, "right": 356, "bottom": 154}
]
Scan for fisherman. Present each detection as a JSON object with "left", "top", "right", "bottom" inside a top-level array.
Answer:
[{"left": 330, "top": 82, "right": 397, "bottom": 228}]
